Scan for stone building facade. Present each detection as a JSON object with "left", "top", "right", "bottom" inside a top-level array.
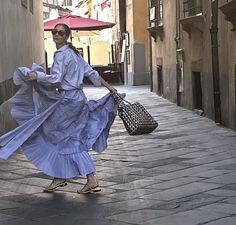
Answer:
[
  {"left": 148, "top": 0, "right": 236, "bottom": 131},
  {"left": 0, "top": 0, "right": 44, "bottom": 104}
]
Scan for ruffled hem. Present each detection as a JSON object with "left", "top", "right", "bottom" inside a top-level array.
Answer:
[{"left": 23, "top": 136, "right": 96, "bottom": 178}]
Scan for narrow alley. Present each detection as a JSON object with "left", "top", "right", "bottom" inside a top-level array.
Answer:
[{"left": 0, "top": 85, "right": 236, "bottom": 225}]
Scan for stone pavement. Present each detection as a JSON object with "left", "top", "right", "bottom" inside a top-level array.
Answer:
[{"left": 1, "top": 85, "right": 236, "bottom": 225}]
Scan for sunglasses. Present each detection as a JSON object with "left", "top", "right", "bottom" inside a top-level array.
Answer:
[{"left": 51, "top": 29, "right": 66, "bottom": 36}]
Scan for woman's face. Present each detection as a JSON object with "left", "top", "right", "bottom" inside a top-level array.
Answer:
[{"left": 52, "top": 25, "right": 68, "bottom": 47}]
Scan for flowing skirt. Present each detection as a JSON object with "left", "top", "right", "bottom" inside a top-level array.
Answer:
[{"left": 0, "top": 66, "right": 117, "bottom": 178}]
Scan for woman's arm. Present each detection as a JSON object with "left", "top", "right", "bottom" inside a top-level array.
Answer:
[
  {"left": 82, "top": 56, "right": 117, "bottom": 95},
  {"left": 25, "top": 52, "right": 66, "bottom": 85},
  {"left": 99, "top": 76, "right": 117, "bottom": 95}
]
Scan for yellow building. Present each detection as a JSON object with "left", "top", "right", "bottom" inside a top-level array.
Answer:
[
  {"left": 111, "top": 0, "right": 150, "bottom": 85},
  {"left": 44, "top": 31, "right": 112, "bottom": 67}
]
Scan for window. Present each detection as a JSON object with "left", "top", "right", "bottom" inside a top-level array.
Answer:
[
  {"left": 44, "top": 0, "right": 61, "bottom": 5},
  {"left": 43, "top": 11, "right": 50, "bottom": 20},
  {"left": 149, "top": 0, "right": 163, "bottom": 27},
  {"left": 183, "top": 0, "right": 202, "bottom": 18},
  {"left": 63, "top": 0, "right": 72, "bottom": 6}
]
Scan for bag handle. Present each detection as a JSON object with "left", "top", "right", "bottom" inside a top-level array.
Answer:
[{"left": 114, "top": 93, "right": 131, "bottom": 105}]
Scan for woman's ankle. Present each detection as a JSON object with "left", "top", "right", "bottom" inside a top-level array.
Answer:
[
  {"left": 87, "top": 173, "right": 98, "bottom": 185},
  {"left": 87, "top": 172, "right": 95, "bottom": 179}
]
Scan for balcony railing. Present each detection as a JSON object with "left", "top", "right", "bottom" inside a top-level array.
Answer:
[
  {"left": 148, "top": 0, "right": 163, "bottom": 41},
  {"left": 150, "top": 0, "right": 163, "bottom": 27},
  {"left": 183, "top": 0, "right": 202, "bottom": 18},
  {"left": 219, "top": 0, "right": 236, "bottom": 31}
]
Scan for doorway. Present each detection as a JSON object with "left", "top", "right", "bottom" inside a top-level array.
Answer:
[
  {"left": 157, "top": 65, "right": 163, "bottom": 96},
  {"left": 192, "top": 72, "right": 203, "bottom": 112}
]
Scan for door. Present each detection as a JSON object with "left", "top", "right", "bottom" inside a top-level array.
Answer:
[
  {"left": 192, "top": 72, "right": 203, "bottom": 112},
  {"left": 157, "top": 65, "right": 163, "bottom": 96}
]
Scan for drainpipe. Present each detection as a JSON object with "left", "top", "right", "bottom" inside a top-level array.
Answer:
[
  {"left": 175, "top": 0, "right": 181, "bottom": 106},
  {"left": 119, "top": 0, "right": 126, "bottom": 35},
  {"left": 148, "top": 0, "right": 153, "bottom": 91},
  {"left": 118, "top": 0, "right": 126, "bottom": 84},
  {"left": 210, "top": 0, "right": 221, "bottom": 123}
]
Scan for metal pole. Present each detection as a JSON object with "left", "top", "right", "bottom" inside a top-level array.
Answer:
[
  {"left": 118, "top": 0, "right": 126, "bottom": 84},
  {"left": 119, "top": 0, "right": 126, "bottom": 35},
  {"left": 45, "top": 50, "right": 49, "bottom": 73},
  {"left": 87, "top": 45, "right": 91, "bottom": 65},
  {"left": 210, "top": 0, "right": 221, "bottom": 123},
  {"left": 147, "top": 0, "right": 153, "bottom": 92}
]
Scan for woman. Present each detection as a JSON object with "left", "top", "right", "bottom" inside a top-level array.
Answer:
[{"left": 0, "top": 23, "right": 118, "bottom": 194}]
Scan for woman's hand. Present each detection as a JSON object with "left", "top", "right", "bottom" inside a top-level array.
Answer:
[
  {"left": 109, "top": 86, "right": 118, "bottom": 96},
  {"left": 25, "top": 72, "right": 37, "bottom": 81}
]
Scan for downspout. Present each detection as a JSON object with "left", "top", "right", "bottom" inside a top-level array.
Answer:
[
  {"left": 118, "top": 0, "right": 126, "bottom": 84},
  {"left": 148, "top": 0, "right": 153, "bottom": 91},
  {"left": 175, "top": 0, "right": 181, "bottom": 106},
  {"left": 210, "top": 0, "right": 221, "bottom": 123},
  {"left": 119, "top": 0, "right": 126, "bottom": 35}
]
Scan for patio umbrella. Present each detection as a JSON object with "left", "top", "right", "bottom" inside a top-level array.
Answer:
[
  {"left": 44, "top": 14, "right": 115, "bottom": 65},
  {"left": 44, "top": 14, "right": 115, "bottom": 31}
]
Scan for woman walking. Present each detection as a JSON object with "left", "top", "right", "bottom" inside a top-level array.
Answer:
[{"left": 0, "top": 23, "right": 118, "bottom": 194}]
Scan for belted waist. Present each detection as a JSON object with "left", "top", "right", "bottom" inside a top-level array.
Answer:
[{"left": 57, "top": 87, "right": 82, "bottom": 92}]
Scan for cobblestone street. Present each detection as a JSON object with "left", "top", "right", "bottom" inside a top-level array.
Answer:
[{"left": 0, "top": 85, "right": 236, "bottom": 225}]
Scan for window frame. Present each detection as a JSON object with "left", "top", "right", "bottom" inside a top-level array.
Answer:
[{"left": 183, "top": 0, "right": 203, "bottom": 18}]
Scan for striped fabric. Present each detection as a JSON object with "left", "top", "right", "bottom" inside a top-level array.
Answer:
[{"left": 0, "top": 46, "right": 117, "bottom": 178}]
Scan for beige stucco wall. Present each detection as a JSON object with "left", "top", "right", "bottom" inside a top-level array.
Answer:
[
  {"left": 110, "top": 0, "right": 120, "bottom": 43},
  {"left": 126, "top": 0, "right": 149, "bottom": 85},
  {"left": 0, "top": 0, "right": 44, "bottom": 83},
  {"left": 132, "top": 0, "right": 149, "bottom": 72},
  {"left": 218, "top": 0, "right": 236, "bottom": 129},
  {"left": 110, "top": 0, "right": 149, "bottom": 85},
  {"left": 152, "top": 0, "right": 177, "bottom": 102}
]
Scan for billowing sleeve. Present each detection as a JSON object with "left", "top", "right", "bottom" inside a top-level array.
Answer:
[
  {"left": 35, "top": 52, "right": 67, "bottom": 86},
  {"left": 83, "top": 57, "right": 101, "bottom": 87}
]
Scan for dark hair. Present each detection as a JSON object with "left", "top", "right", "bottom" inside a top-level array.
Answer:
[{"left": 54, "top": 23, "right": 80, "bottom": 56}]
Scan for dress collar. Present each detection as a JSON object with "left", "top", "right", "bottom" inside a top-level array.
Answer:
[{"left": 56, "top": 44, "right": 69, "bottom": 53}]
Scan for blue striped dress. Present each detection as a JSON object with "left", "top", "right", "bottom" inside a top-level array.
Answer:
[{"left": 0, "top": 45, "right": 117, "bottom": 178}]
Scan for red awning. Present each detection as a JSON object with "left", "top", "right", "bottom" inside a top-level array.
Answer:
[{"left": 44, "top": 14, "right": 115, "bottom": 31}]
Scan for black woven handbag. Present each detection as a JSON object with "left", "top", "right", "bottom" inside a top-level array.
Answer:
[{"left": 115, "top": 94, "right": 158, "bottom": 135}]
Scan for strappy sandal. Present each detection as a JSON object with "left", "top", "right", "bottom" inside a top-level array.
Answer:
[
  {"left": 77, "top": 173, "right": 101, "bottom": 194},
  {"left": 77, "top": 184, "right": 101, "bottom": 194},
  {"left": 43, "top": 179, "right": 67, "bottom": 193}
]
